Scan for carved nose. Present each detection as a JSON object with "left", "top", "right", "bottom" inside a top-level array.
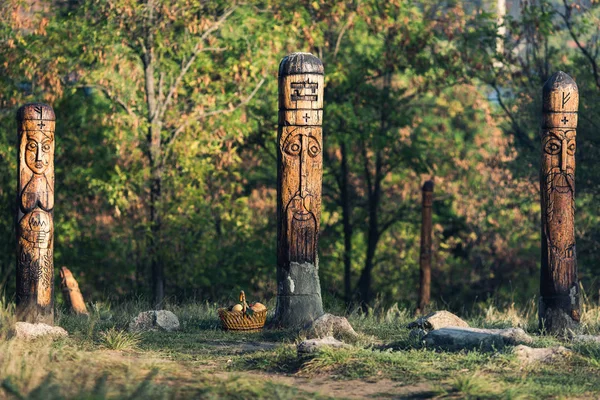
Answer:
[
  {"left": 560, "top": 139, "right": 568, "bottom": 171},
  {"left": 36, "top": 145, "right": 42, "bottom": 161}
]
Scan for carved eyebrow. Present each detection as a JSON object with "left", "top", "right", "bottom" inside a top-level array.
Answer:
[{"left": 543, "top": 132, "right": 561, "bottom": 141}]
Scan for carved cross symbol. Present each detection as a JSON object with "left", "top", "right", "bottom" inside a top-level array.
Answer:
[
  {"left": 37, "top": 120, "right": 45, "bottom": 129},
  {"left": 561, "top": 117, "right": 569, "bottom": 124},
  {"left": 303, "top": 113, "right": 310, "bottom": 123}
]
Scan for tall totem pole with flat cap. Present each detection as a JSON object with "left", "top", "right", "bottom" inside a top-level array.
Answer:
[
  {"left": 539, "top": 71, "right": 580, "bottom": 334},
  {"left": 16, "top": 103, "right": 56, "bottom": 324},
  {"left": 274, "top": 53, "right": 324, "bottom": 327}
]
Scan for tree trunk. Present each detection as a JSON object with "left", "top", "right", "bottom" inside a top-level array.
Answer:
[
  {"left": 340, "top": 142, "right": 353, "bottom": 305},
  {"left": 143, "top": 4, "right": 165, "bottom": 309}
]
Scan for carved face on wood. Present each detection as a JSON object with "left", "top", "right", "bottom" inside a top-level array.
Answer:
[
  {"left": 541, "top": 128, "right": 576, "bottom": 270},
  {"left": 25, "top": 131, "right": 54, "bottom": 175},
  {"left": 281, "top": 126, "right": 322, "bottom": 264}
]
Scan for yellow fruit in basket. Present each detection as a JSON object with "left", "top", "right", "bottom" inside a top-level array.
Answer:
[
  {"left": 231, "top": 304, "right": 243, "bottom": 312},
  {"left": 251, "top": 302, "right": 266, "bottom": 312}
]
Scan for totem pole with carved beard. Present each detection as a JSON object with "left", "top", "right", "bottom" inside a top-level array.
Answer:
[
  {"left": 274, "top": 53, "right": 324, "bottom": 327},
  {"left": 539, "top": 72, "right": 580, "bottom": 334}
]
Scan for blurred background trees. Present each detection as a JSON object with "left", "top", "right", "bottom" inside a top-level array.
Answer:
[{"left": 0, "top": 0, "right": 599, "bottom": 311}]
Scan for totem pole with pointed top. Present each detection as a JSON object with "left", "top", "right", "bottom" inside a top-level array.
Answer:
[
  {"left": 16, "top": 103, "right": 56, "bottom": 324},
  {"left": 418, "top": 180, "right": 434, "bottom": 313},
  {"left": 274, "top": 53, "right": 324, "bottom": 327},
  {"left": 539, "top": 71, "right": 580, "bottom": 334}
]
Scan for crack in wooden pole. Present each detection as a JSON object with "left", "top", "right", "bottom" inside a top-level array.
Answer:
[
  {"left": 274, "top": 53, "right": 325, "bottom": 328},
  {"left": 539, "top": 71, "right": 580, "bottom": 334},
  {"left": 16, "top": 103, "right": 56, "bottom": 324}
]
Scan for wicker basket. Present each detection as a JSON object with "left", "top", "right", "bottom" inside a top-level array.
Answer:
[{"left": 218, "top": 290, "right": 267, "bottom": 331}]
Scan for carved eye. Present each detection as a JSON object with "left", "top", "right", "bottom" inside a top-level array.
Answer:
[
  {"left": 284, "top": 136, "right": 302, "bottom": 156},
  {"left": 307, "top": 137, "right": 321, "bottom": 157},
  {"left": 567, "top": 141, "right": 576, "bottom": 155},
  {"left": 42, "top": 142, "right": 51, "bottom": 152},
  {"left": 544, "top": 140, "right": 561, "bottom": 155},
  {"left": 27, "top": 141, "right": 37, "bottom": 151}
]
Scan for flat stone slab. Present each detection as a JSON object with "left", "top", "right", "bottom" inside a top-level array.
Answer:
[
  {"left": 514, "top": 345, "right": 572, "bottom": 365},
  {"left": 423, "top": 327, "right": 533, "bottom": 351},
  {"left": 297, "top": 336, "right": 349, "bottom": 355},
  {"left": 129, "top": 310, "right": 180, "bottom": 332},
  {"left": 303, "top": 313, "right": 358, "bottom": 342},
  {"left": 13, "top": 322, "right": 68, "bottom": 340},
  {"left": 408, "top": 311, "right": 469, "bottom": 331}
]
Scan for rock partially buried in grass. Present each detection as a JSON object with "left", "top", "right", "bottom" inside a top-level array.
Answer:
[
  {"left": 514, "top": 345, "right": 572, "bottom": 365},
  {"left": 572, "top": 334, "right": 600, "bottom": 344},
  {"left": 13, "top": 322, "right": 68, "bottom": 340},
  {"left": 423, "top": 327, "right": 533, "bottom": 351},
  {"left": 297, "top": 336, "right": 349, "bottom": 355},
  {"left": 303, "top": 313, "right": 358, "bottom": 342},
  {"left": 408, "top": 311, "right": 469, "bottom": 331},
  {"left": 129, "top": 310, "right": 180, "bottom": 332}
]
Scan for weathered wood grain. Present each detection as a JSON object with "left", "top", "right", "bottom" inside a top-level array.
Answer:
[
  {"left": 16, "top": 103, "right": 55, "bottom": 324},
  {"left": 418, "top": 180, "right": 434, "bottom": 312},
  {"left": 539, "top": 71, "right": 580, "bottom": 334},
  {"left": 274, "top": 53, "right": 324, "bottom": 328}
]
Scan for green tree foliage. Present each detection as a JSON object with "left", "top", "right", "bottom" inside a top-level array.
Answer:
[{"left": 1, "top": 0, "right": 599, "bottom": 310}]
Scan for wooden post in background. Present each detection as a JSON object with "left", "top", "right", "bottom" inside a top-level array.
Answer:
[
  {"left": 539, "top": 71, "right": 580, "bottom": 334},
  {"left": 16, "top": 103, "right": 55, "bottom": 324},
  {"left": 418, "top": 180, "right": 434, "bottom": 313},
  {"left": 274, "top": 53, "right": 324, "bottom": 327},
  {"left": 60, "top": 267, "right": 89, "bottom": 315}
]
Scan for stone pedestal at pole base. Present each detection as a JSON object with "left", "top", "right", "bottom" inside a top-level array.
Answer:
[
  {"left": 274, "top": 52, "right": 324, "bottom": 328},
  {"left": 539, "top": 71, "right": 580, "bottom": 334},
  {"left": 16, "top": 103, "right": 56, "bottom": 325}
]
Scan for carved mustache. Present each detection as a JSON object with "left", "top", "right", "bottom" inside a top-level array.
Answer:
[{"left": 545, "top": 168, "right": 574, "bottom": 194}]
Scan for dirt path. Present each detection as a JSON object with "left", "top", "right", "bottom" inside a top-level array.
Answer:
[{"left": 92, "top": 348, "right": 438, "bottom": 399}]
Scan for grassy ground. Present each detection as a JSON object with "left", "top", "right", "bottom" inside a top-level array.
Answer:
[{"left": 1, "top": 298, "right": 600, "bottom": 399}]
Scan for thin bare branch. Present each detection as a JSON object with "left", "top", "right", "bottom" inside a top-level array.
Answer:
[
  {"left": 85, "top": 84, "right": 136, "bottom": 117},
  {"left": 334, "top": 14, "right": 353, "bottom": 60},
  {"left": 161, "top": 78, "right": 265, "bottom": 164},
  {"left": 560, "top": 0, "right": 600, "bottom": 91},
  {"left": 157, "top": 7, "right": 236, "bottom": 120}
]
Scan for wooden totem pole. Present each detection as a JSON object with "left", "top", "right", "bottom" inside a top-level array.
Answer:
[
  {"left": 418, "top": 180, "right": 434, "bottom": 313},
  {"left": 16, "top": 103, "right": 55, "bottom": 324},
  {"left": 539, "top": 71, "right": 580, "bottom": 333},
  {"left": 274, "top": 53, "right": 324, "bottom": 327}
]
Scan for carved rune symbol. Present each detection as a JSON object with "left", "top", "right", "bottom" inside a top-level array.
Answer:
[
  {"left": 562, "top": 92, "right": 571, "bottom": 108},
  {"left": 290, "top": 81, "right": 319, "bottom": 102},
  {"left": 561, "top": 117, "right": 569, "bottom": 124},
  {"left": 303, "top": 113, "right": 310, "bottom": 123}
]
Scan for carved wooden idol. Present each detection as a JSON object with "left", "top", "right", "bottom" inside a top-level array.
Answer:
[
  {"left": 16, "top": 103, "right": 55, "bottom": 324},
  {"left": 274, "top": 53, "right": 324, "bottom": 327},
  {"left": 539, "top": 71, "right": 580, "bottom": 333},
  {"left": 60, "top": 267, "right": 88, "bottom": 315},
  {"left": 418, "top": 180, "right": 434, "bottom": 313}
]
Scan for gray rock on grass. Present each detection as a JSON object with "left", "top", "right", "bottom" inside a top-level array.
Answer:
[
  {"left": 408, "top": 311, "right": 469, "bottom": 331},
  {"left": 297, "top": 336, "right": 349, "bottom": 355},
  {"left": 13, "top": 322, "right": 68, "bottom": 340},
  {"left": 423, "top": 327, "right": 533, "bottom": 351},
  {"left": 572, "top": 334, "right": 600, "bottom": 344},
  {"left": 303, "top": 313, "right": 359, "bottom": 342},
  {"left": 514, "top": 345, "right": 572, "bottom": 365},
  {"left": 129, "top": 310, "right": 180, "bottom": 332}
]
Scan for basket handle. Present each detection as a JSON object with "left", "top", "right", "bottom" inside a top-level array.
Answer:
[{"left": 240, "top": 290, "right": 247, "bottom": 314}]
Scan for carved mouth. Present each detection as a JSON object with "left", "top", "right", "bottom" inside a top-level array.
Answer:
[{"left": 35, "top": 162, "right": 44, "bottom": 168}]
